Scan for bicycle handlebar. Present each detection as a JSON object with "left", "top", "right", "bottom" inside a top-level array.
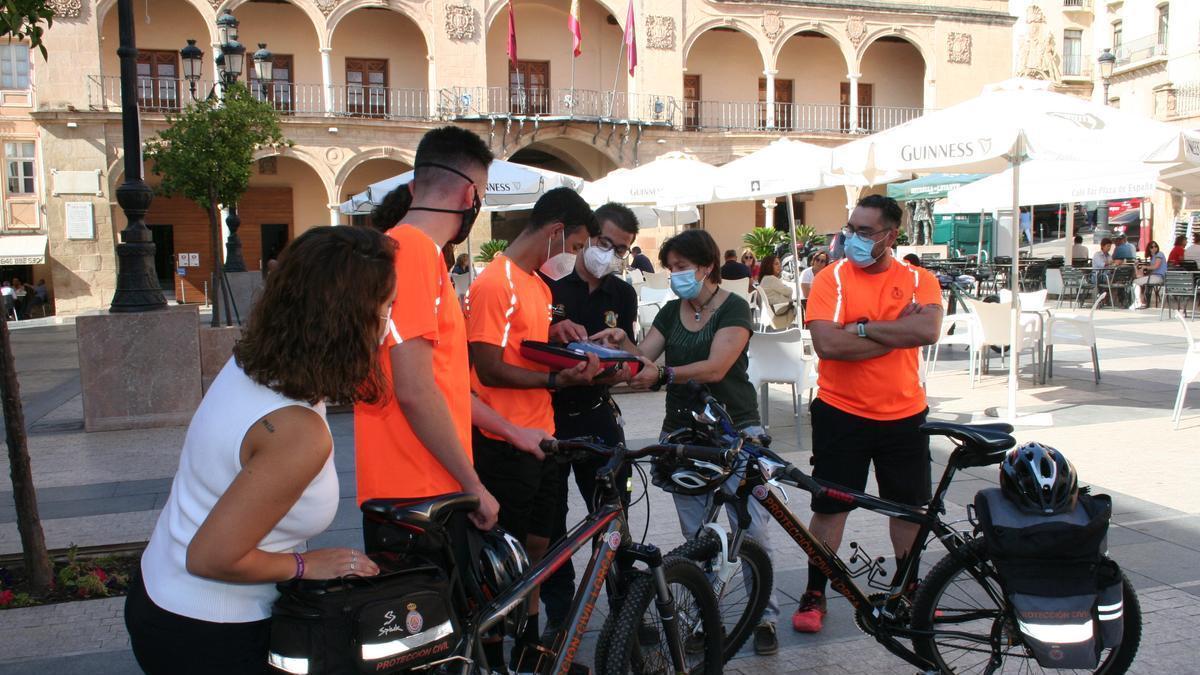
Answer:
[{"left": 539, "top": 438, "right": 735, "bottom": 467}]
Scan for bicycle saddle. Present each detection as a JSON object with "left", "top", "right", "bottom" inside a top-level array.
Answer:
[
  {"left": 921, "top": 421, "right": 1016, "bottom": 469},
  {"left": 361, "top": 493, "right": 480, "bottom": 528}
]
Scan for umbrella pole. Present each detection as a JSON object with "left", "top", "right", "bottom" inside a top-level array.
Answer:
[
  {"left": 1065, "top": 201, "right": 1075, "bottom": 262},
  {"left": 978, "top": 210, "right": 986, "bottom": 261},
  {"left": 1006, "top": 135, "right": 1024, "bottom": 424},
  {"left": 786, "top": 193, "right": 801, "bottom": 303}
]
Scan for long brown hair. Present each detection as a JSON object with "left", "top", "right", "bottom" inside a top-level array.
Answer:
[
  {"left": 234, "top": 226, "right": 395, "bottom": 404},
  {"left": 758, "top": 255, "right": 779, "bottom": 282}
]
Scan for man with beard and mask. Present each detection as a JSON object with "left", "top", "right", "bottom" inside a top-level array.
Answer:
[
  {"left": 355, "top": 127, "right": 551, "bottom": 545},
  {"left": 538, "top": 202, "right": 639, "bottom": 639},
  {"left": 791, "top": 194, "right": 942, "bottom": 634},
  {"left": 465, "top": 187, "right": 602, "bottom": 670}
]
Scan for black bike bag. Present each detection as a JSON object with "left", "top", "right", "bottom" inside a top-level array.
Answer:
[
  {"left": 974, "top": 487, "right": 1120, "bottom": 669},
  {"left": 268, "top": 561, "right": 460, "bottom": 674}
]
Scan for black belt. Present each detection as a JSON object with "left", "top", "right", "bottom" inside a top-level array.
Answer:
[{"left": 557, "top": 394, "right": 617, "bottom": 418}]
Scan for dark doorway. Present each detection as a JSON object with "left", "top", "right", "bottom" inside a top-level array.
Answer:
[
  {"left": 147, "top": 224, "right": 175, "bottom": 290},
  {"left": 261, "top": 224, "right": 289, "bottom": 275}
]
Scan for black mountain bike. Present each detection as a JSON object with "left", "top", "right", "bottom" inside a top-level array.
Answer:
[
  {"left": 671, "top": 392, "right": 1142, "bottom": 674},
  {"left": 362, "top": 440, "right": 729, "bottom": 675}
]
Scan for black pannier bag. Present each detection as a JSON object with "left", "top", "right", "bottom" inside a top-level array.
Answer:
[
  {"left": 268, "top": 561, "right": 460, "bottom": 674},
  {"left": 974, "top": 487, "right": 1122, "bottom": 669}
]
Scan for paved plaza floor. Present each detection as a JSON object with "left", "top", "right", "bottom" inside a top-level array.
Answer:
[{"left": 1, "top": 309, "right": 1199, "bottom": 673}]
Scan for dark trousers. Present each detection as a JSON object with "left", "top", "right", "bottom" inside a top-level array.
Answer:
[
  {"left": 541, "top": 398, "right": 630, "bottom": 630},
  {"left": 125, "top": 572, "right": 272, "bottom": 675}
]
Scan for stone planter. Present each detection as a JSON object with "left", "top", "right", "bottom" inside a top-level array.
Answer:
[{"left": 199, "top": 325, "right": 243, "bottom": 393}]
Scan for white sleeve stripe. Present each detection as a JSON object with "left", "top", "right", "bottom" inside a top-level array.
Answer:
[{"left": 832, "top": 259, "right": 846, "bottom": 325}]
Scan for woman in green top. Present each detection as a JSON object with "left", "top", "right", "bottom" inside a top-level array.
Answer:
[{"left": 594, "top": 229, "right": 780, "bottom": 650}]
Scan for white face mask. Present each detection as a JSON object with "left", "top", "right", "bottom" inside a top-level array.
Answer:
[
  {"left": 540, "top": 234, "right": 577, "bottom": 282},
  {"left": 583, "top": 244, "right": 617, "bottom": 278}
]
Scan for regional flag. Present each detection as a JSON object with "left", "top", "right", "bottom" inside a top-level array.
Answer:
[
  {"left": 507, "top": 0, "right": 518, "bottom": 66},
  {"left": 624, "top": 0, "right": 636, "bottom": 75},
  {"left": 569, "top": 0, "right": 582, "bottom": 57}
]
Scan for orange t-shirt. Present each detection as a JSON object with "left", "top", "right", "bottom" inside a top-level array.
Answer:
[
  {"left": 465, "top": 254, "right": 555, "bottom": 438},
  {"left": 354, "top": 225, "right": 472, "bottom": 503},
  {"left": 804, "top": 258, "right": 942, "bottom": 421}
]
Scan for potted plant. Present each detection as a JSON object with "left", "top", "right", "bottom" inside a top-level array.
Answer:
[{"left": 475, "top": 239, "right": 510, "bottom": 263}]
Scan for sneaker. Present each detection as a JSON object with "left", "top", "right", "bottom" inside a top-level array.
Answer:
[
  {"left": 753, "top": 621, "right": 779, "bottom": 655},
  {"left": 791, "top": 591, "right": 827, "bottom": 633}
]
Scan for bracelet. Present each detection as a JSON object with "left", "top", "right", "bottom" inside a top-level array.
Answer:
[
  {"left": 665, "top": 366, "right": 675, "bottom": 386},
  {"left": 548, "top": 371, "right": 558, "bottom": 390},
  {"left": 292, "top": 552, "right": 305, "bottom": 580},
  {"left": 650, "top": 366, "right": 665, "bottom": 392}
]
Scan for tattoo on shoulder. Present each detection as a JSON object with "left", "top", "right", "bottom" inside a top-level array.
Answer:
[{"left": 262, "top": 419, "right": 276, "bottom": 433}]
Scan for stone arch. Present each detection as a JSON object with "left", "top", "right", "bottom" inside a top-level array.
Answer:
[
  {"left": 252, "top": 146, "right": 336, "bottom": 203},
  {"left": 682, "top": 20, "right": 769, "bottom": 72},
  {"left": 503, "top": 129, "right": 622, "bottom": 179},
  {"left": 326, "top": 0, "right": 433, "bottom": 55},
  {"left": 223, "top": 0, "right": 326, "bottom": 49},
  {"left": 98, "top": 0, "right": 218, "bottom": 85},
  {"left": 333, "top": 146, "right": 415, "bottom": 189},
  {"left": 857, "top": 29, "right": 931, "bottom": 72},
  {"left": 769, "top": 23, "right": 852, "bottom": 74},
  {"left": 97, "top": 0, "right": 217, "bottom": 37},
  {"left": 857, "top": 30, "right": 929, "bottom": 113}
]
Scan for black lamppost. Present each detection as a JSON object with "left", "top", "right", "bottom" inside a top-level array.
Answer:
[
  {"left": 180, "top": 11, "right": 273, "bottom": 276},
  {"left": 1098, "top": 48, "right": 1116, "bottom": 106},
  {"left": 110, "top": 0, "right": 167, "bottom": 312}
]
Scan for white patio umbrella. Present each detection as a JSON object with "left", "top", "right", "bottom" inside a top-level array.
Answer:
[
  {"left": 338, "top": 160, "right": 584, "bottom": 216},
  {"left": 583, "top": 152, "right": 720, "bottom": 233},
  {"left": 831, "top": 78, "right": 1189, "bottom": 424}
]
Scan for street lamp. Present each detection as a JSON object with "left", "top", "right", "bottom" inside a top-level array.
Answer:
[
  {"left": 110, "top": 0, "right": 167, "bottom": 311},
  {"left": 1098, "top": 48, "right": 1116, "bottom": 106},
  {"left": 180, "top": 39, "right": 203, "bottom": 100},
  {"left": 219, "top": 39, "right": 246, "bottom": 86},
  {"left": 253, "top": 43, "right": 274, "bottom": 83},
  {"left": 216, "top": 10, "right": 239, "bottom": 45}
]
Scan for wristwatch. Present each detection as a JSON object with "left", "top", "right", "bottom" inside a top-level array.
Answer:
[
  {"left": 856, "top": 320, "right": 869, "bottom": 338},
  {"left": 547, "top": 372, "right": 559, "bottom": 390}
]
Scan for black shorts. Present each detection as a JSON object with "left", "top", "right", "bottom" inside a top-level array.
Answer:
[
  {"left": 473, "top": 427, "right": 561, "bottom": 541},
  {"left": 809, "top": 398, "right": 931, "bottom": 514}
]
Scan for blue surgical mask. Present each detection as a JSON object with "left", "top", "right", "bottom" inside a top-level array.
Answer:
[
  {"left": 844, "top": 232, "right": 882, "bottom": 268},
  {"left": 670, "top": 269, "right": 704, "bottom": 299}
]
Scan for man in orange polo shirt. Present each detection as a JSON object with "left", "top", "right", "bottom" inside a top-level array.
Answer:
[
  {"left": 792, "top": 194, "right": 943, "bottom": 634},
  {"left": 466, "top": 187, "right": 601, "bottom": 666},
  {"left": 354, "top": 126, "right": 548, "bottom": 536}
]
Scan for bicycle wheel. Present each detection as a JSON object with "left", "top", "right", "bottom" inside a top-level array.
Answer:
[
  {"left": 668, "top": 529, "right": 773, "bottom": 661},
  {"left": 598, "top": 556, "right": 723, "bottom": 675},
  {"left": 911, "top": 539, "right": 1142, "bottom": 674}
]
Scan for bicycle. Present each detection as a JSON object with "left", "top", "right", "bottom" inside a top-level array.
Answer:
[
  {"left": 361, "top": 439, "right": 730, "bottom": 675},
  {"left": 670, "top": 391, "right": 1142, "bottom": 673}
]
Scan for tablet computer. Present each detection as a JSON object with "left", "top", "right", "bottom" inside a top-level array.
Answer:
[{"left": 520, "top": 340, "right": 644, "bottom": 376}]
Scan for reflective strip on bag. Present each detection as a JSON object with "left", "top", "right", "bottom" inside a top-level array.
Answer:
[
  {"left": 1099, "top": 599, "right": 1123, "bottom": 622},
  {"left": 1016, "top": 619, "right": 1095, "bottom": 644},
  {"left": 268, "top": 652, "right": 310, "bottom": 674},
  {"left": 361, "top": 619, "right": 455, "bottom": 661}
]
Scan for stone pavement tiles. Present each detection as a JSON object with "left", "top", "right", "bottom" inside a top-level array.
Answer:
[{"left": 3, "top": 313, "right": 1200, "bottom": 672}]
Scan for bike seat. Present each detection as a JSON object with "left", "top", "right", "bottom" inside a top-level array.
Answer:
[
  {"left": 921, "top": 421, "right": 1016, "bottom": 469},
  {"left": 360, "top": 493, "right": 480, "bottom": 528}
]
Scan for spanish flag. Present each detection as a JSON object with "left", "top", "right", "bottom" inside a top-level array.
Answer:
[
  {"left": 506, "top": 0, "right": 518, "bottom": 66},
  {"left": 568, "top": 0, "right": 582, "bottom": 57},
  {"left": 624, "top": 0, "right": 636, "bottom": 75}
]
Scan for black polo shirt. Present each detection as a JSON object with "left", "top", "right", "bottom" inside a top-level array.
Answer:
[{"left": 548, "top": 270, "right": 638, "bottom": 409}]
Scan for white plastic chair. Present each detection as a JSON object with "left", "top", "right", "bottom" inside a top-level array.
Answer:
[
  {"left": 451, "top": 272, "right": 472, "bottom": 301},
  {"left": 926, "top": 310, "right": 982, "bottom": 385},
  {"left": 997, "top": 289, "right": 1049, "bottom": 311},
  {"left": 746, "top": 329, "right": 818, "bottom": 446},
  {"left": 750, "top": 287, "right": 773, "bottom": 332},
  {"left": 1044, "top": 292, "right": 1106, "bottom": 384},
  {"left": 723, "top": 279, "right": 753, "bottom": 304},
  {"left": 961, "top": 297, "right": 1042, "bottom": 383},
  {"left": 627, "top": 268, "right": 645, "bottom": 285},
  {"left": 643, "top": 271, "right": 671, "bottom": 290},
  {"left": 638, "top": 285, "right": 674, "bottom": 306},
  {"left": 1173, "top": 311, "right": 1200, "bottom": 429}
]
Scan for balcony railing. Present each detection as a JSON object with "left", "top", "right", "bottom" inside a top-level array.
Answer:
[
  {"left": 439, "top": 87, "right": 677, "bottom": 125},
  {"left": 1114, "top": 34, "right": 1167, "bottom": 67},
  {"left": 1173, "top": 82, "right": 1200, "bottom": 118},
  {"left": 85, "top": 75, "right": 927, "bottom": 135},
  {"left": 1062, "top": 0, "right": 1090, "bottom": 9}
]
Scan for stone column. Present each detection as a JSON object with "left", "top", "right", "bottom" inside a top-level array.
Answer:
[
  {"left": 763, "top": 200, "right": 775, "bottom": 230},
  {"left": 848, "top": 73, "right": 861, "bottom": 133},
  {"left": 330, "top": 204, "right": 341, "bottom": 226},
  {"left": 764, "top": 70, "right": 776, "bottom": 129},
  {"left": 320, "top": 48, "right": 334, "bottom": 114}
]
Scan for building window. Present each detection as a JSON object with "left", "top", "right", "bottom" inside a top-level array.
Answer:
[
  {"left": 346, "top": 58, "right": 388, "bottom": 117},
  {"left": 5, "top": 142, "right": 35, "bottom": 195},
  {"left": 509, "top": 60, "right": 549, "bottom": 115},
  {"left": 1158, "top": 4, "right": 1169, "bottom": 48},
  {"left": 0, "top": 45, "right": 30, "bottom": 90},
  {"left": 1063, "top": 29, "right": 1083, "bottom": 76},
  {"left": 136, "top": 50, "right": 180, "bottom": 111},
  {"left": 1112, "top": 21, "right": 1123, "bottom": 55},
  {"left": 251, "top": 54, "right": 294, "bottom": 113}
]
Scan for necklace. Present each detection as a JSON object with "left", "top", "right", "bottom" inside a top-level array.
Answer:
[{"left": 688, "top": 287, "right": 719, "bottom": 322}]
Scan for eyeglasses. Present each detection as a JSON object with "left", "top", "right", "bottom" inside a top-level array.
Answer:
[
  {"left": 592, "top": 236, "right": 630, "bottom": 258},
  {"left": 842, "top": 224, "right": 890, "bottom": 240}
]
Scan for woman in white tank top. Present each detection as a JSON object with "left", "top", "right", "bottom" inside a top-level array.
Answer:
[{"left": 126, "top": 226, "right": 397, "bottom": 674}]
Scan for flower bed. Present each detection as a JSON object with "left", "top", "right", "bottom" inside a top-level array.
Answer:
[{"left": 0, "top": 545, "right": 141, "bottom": 609}]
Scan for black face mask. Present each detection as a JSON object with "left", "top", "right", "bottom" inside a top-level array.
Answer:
[{"left": 407, "top": 162, "right": 482, "bottom": 245}]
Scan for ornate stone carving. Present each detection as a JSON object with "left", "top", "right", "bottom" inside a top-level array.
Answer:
[
  {"left": 445, "top": 4, "right": 476, "bottom": 41},
  {"left": 314, "top": 0, "right": 341, "bottom": 17},
  {"left": 761, "top": 11, "right": 783, "bottom": 41},
  {"left": 49, "top": 0, "right": 82, "bottom": 18},
  {"left": 325, "top": 148, "right": 343, "bottom": 165},
  {"left": 206, "top": 0, "right": 222, "bottom": 9},
  {"left": 258, "top": 157, "right": 278, "bottom": 176},
  {"left": 646, "top": 15, "right": 675, "bottom": 51},
  {"left": 846, "top": 15, "right": 867, "bottom": 47},
  {"left": 1017, "top": 5, "right": 1061, "bottom": 82},
  {"left": 947, "top": 32, "right": 972, "bottom": 64}
]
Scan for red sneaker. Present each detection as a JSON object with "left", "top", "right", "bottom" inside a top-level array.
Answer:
[{"left": 791, "top": 590, "right": 827, "bottom": 633}]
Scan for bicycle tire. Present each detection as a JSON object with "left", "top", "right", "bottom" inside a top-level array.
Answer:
[
  {"left": 911, "top": 538, "right": 1142, "bottom": 674},
  {"left": 597, "top": 556, "right": 723, "bottom": 675},
  {"left": 668, "top": 529, "right": 773, "bottom": 662}
]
